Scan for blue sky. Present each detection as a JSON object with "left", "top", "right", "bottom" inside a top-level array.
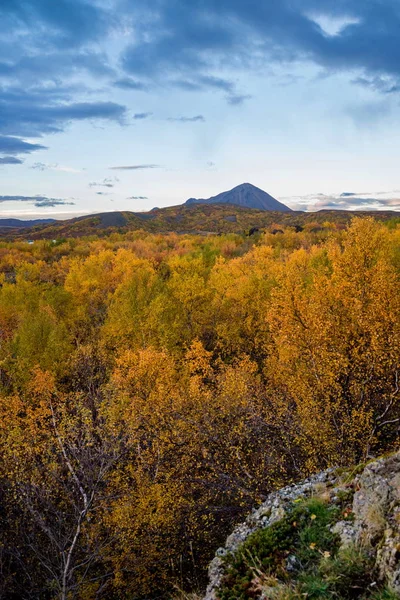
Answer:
[{"left": 1, "top": 0, "right": 400, "bottom": 218}]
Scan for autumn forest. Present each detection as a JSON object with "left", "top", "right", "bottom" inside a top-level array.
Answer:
[{"left": 1, "top": 217, "right": 400, "bottom": 599}]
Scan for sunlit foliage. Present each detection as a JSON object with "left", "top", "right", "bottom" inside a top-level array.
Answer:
[{"left": 0, "top": 217, "right": 399, "bottom": 598}]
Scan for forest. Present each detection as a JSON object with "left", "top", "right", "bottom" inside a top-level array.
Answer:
[{"left": 0, "top": 216, "right": 399, "bottom": 599}]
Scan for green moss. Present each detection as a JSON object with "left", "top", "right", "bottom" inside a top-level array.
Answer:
[
  {"left": 218, "top": 498, "right": 390, "bottom": 600},
  {"left": 218, "top": 499, "right": 340, "bottom": 600},
  {"left": 297, "top": 573, "right": 333, "bottom": 598},
  {"left": 317, "top": 547, "right": 374, "bottom": 598},
  {"left": 370, "top": 588, "right": 399, "bottom": 600},
  {"left": 335, "top": 462, "right": 366, "bottom": 481},
  {"left": 336, "top": 488, "right": 355, "bottom": 504}
]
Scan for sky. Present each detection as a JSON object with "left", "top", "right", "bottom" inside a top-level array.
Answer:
[{"left": 1, "top": 0, "right": 400, "bottom": 219}]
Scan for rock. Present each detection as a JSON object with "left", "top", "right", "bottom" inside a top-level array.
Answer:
[
  {"left": 204, "top": 468, "right": 337, "bottom": 600},
  {"left": 331, "top": 520, "right": 357, "bottom": 547},
  {"left": 204, "top": 453, "right": 400, "bottom": 599},
  {"left": 285, "top": 554, "right": 301, "bottom": 573}
]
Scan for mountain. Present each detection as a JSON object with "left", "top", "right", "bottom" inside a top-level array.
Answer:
[
  {"left": 0, "top": 218, "right": 56, "bottom": 228},
  {"left": 185, "top": 183, "right": 292, "bottom": 212}
]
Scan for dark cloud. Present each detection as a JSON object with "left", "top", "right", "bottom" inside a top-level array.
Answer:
[
  {"left": 0, "top": 2, "right": 128, "bottom": 158},
  {"left": 0, "top": 195, "right": 75, "bottom": 207},
  {"left": 109, "top": 164, "right": 160, "bottom": 170},
  {"left": 227, "top": 94, "right": 252, "bottom": 106},
  {"left": 171, "top": 75, "right": 235, "bottom": 94},
  {"left": 0, "top": 0, "right": 109, "bottom": 48},
  {"left": 0, "top": 135, "right": 47, "bottom": 155},
  {"left": 0, "top": 84, "right": 127, "bottom": 161},
  {"left": 167, "top": 115, "right": 205, "bottom": 122},
  {"left": 0, "top": 156, "right": 24, "bottom": 165},
  {"left": 120, "top": 0, "right": 400, "bottom": 98},
  {"left": 0, "top": 88, "right": 127, "bottom": 138},
  {"left": 113, "top": 78, "right": 149, "bottom": 91},
  {"left": 353, "top": 76, "right": 400, "bottom": 94},
  {"left": 133, "top": 112, "right": 152, "bottom": 120},
  {"left": 96, "top": 191, "right": 111, "bottom": 196},
  {"left": 1, "top": 0, "right": 400, "bottom": 158},
  {"left": 35, "top": 199, "right": 75, "bottom": 207},
  {"left": 127, "top": 196, "right": 148, "bottom": 200},
  {"left": 0, "top": 52, "right": 114, "bottom": 84}
]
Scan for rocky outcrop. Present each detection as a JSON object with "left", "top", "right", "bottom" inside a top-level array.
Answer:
[{"left": 205, "top": 452, "right": 400, "bottom": 599}]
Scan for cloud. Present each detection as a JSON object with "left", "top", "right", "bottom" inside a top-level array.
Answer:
[
  {"left": 353, "top": 76, "right": 400, "bottom": 94},
  {"left": 281, "top": 190, "right": 400, "bottom": 212},
  {"left": 167, "top": 115, "right": 205, "bottom": 122},
  {"left": 89, "top": 177, "right": 119, "bottom": 188},
  {"left": 109, "top": 164, "right": 160, "bottom": 170},
  {"left": 96, "top": 191, "right": 111, "bottom": 196},
  {"left": 171, "top": 75, "right": 235, "bottom": 94},
  {"left": 227, "top": 94, "right": 252, "bottom": 106},
  {"left": 0, "top": 0, "right": 109, "bottom": 49},
  {"left": 0, "top": 156, "right": 24, "bottom": 165},
  {"left": 35, "top": 199, "right": 76, "bottom": 207},
  {"left": 120, "top": 0, "right": 400, "bottom": 100},
  {"left": 127, "top": 196, "right": 148, "bottom": 200},
  {"left": 0, "top": 195, "right": 75, "bottom": 207},
  {"left": 31, "top": 162, "right": 81, "bottom": 173},
  {"left": 0, "top": 88, "right": 127, "bottom": 138},
  {"left": 0, "top": 2, "right": 120, "bottom": 154},
  {"left": 344, "top": 100, "right": 390, "bottom": 126},
  {"left": 31, "top": 162, "right": 52, "bottom": 171},
  {"left": 3, "top": 0, "right": 400, "bottom": 125},
  {"left": 2, "top": 0, "right": 400, "bottom": 172},
  {"left": 0, "top": 51, "right": 114, "bottom": 84},
  {"left": 0, "top": 85, "right": 127, "bottom": 160},
  {"left": 133, "top": 112, "right": 152, "bottom": 120},
  {"left": 0, "top": 135, "right": 47, "bottom": 155},
  {"left": 113, "top": 78, "right": 149, "bottom": 91}
]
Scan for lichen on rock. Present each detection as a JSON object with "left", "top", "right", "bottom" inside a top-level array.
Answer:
[{"left": 204, "top": 452, "right": 400, "bottom": 600}]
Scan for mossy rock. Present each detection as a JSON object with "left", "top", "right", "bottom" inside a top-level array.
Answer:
[
  {"left": 217, "top": 497, "right": 396, "bottom": 600},
  {"left": 218, "top": 499, "right": 341, "bottom": 600}
]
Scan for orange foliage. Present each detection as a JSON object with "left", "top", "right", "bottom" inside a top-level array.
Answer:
[{"left": 0, "top": 217, "right": 399, "bottom": 598}]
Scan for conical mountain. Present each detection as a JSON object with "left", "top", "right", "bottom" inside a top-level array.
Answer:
[{"left": 185, "top": 183, "right": 292, "bottom": 212}]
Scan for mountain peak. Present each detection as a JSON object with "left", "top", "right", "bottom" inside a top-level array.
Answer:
[{"left": 184, "top": 183, "right": 292, "bottom": 212}]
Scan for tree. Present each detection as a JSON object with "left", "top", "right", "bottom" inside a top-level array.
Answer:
[{"left": 0, "top": 369, "right": 123, "bottom": 599}]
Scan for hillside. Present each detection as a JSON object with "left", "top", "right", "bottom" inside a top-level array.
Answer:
[
  {"left": 0, "top": 205, "right": 399, "bottom": 240},
  {"left": 185, "top": 183, "right": 292, "bottom": 212},
  {"left": 0, "top": 218, "right": 55, "bottom": 228}
]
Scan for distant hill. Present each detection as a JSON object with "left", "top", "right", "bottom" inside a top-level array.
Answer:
[
  {"left": 0, "top": 205, "right": 398, "bottom": 241},
  {"left": 185, "top": 183, "right": 292, "bottom": 212},
  {"left": 0, "top": 218, "right": 55, "bottom": 228}
]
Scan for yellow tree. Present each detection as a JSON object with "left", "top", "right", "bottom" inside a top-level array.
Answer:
[{"left": 267, "top": 218, "right": 400, "bottom": 470}]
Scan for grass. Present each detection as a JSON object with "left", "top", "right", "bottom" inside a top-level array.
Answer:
[
  {"left": 217, "top": 497, "right": 393, "bottom": 600},
  {"left": 218, "top": 498, "right": 341, "bottom": 600}
]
